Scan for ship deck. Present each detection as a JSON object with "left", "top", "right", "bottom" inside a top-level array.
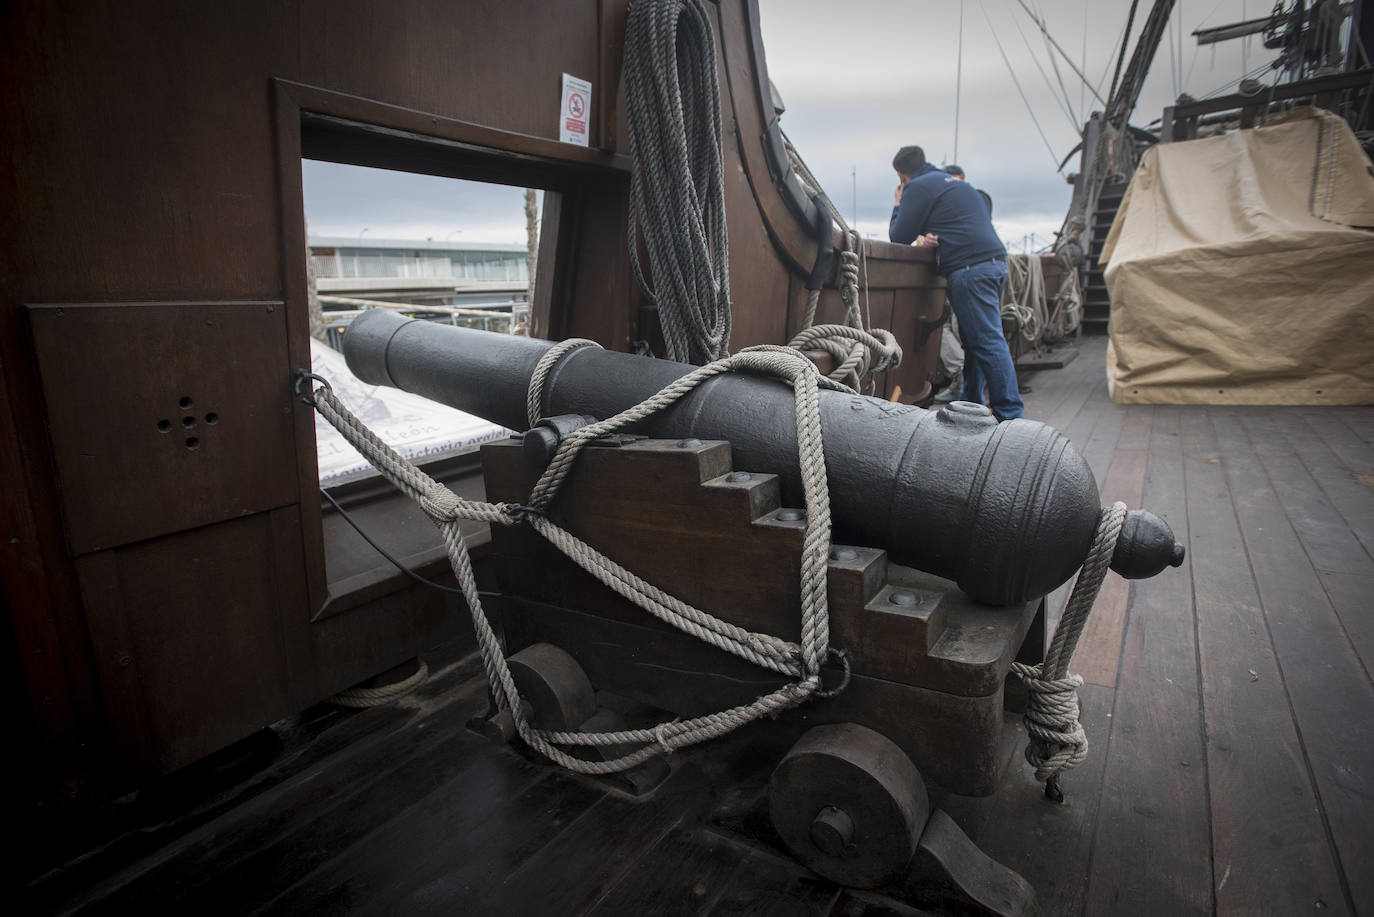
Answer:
[{"left": 22, "top": 335, "right": 1374, "bottom": 916}]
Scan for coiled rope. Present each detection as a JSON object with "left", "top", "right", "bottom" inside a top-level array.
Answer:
[
  {"left": 1011, "top": 501, "right": 1127, "bottom": 793},
  {"left": 1003, "top": 253, "right": 1047, "bottom": 345},
  {"left": 303, "top": 343, "right": 852, "bottom": 774},
  {"left": 625, "top": 0, "right": 732, "bottom": 365},
  {"left": 789, "top": 230, "right": 902, "bottom": 394}
]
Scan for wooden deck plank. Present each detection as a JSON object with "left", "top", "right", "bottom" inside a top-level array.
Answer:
[
  {"left": 707, "top": 851, "right": 841, "bottom": 916},
  {"left": 1023, "top": 338, "right": 1102, "bottom": 433},
  {"left": 173, "top": 728, "right": 498, "bottom": 916},
  {"left": 347, "top": 766, "right": 604, "bottom": 916},
  {"left": 1084, "top": 405, "right": 1213, "bottom": 916},
  {"left": 1043, "top": 378, "right": 1107, "bottom": 444},
  {"left": 1219, "top": 409, "right": 1374, "bottom": 915},
  {"left": 1183, "top": 408, "right": 1349, "bottom": 915},
  {"left": 1294, "top": 411, "right": 1374, "bottom": 559},
  {"left": 1301, "top": 411, "right": 1374, "bottom": 476},
  {"left": 470, "top": 767, "right": 709, "bottom": 915},
  {"left": 1074, "top": 449, "right": 1147, "bottom": 689},
  {"left": 1077, "top": 397, "right": 1127, "bottom": 489},
  {"left": 1113, "top": 404, "right": 1154, "bottom": 453},
  {"left": 586, "top": 826, "right": 748, "bottom": 916},
  {"left": 31, "top": 655, "right": 492, "bottom": 916},
  {"left": 829, "top": 889, "right": 931, "bottom": 916},
  {"left": 1268, "top": 411, "right": 1374, "bottom": 677}
]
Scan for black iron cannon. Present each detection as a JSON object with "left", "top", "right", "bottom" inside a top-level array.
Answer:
[
  {"left": 332, "top": 308, "right": 1190, "bottom": 907},
  {"left": 342, "top": 308, "right": 1182, "bottom": 607}
]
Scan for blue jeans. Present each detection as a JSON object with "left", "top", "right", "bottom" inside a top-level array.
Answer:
[{"left": 945, "top": 259, "right": 1024, "bottom": 420}]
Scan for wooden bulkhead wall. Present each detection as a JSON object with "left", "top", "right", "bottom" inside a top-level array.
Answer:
[{"left": 0, "top": 0, "right": 945, "bottom": 795}]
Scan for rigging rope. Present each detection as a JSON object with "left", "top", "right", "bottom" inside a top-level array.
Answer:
[
  {"left": 1003, "top": 253, "right": 1047, "bottom": 345},
  {"left": 624, "top": 0, "right": 732, "bottom": 365},
  {"left": 789, "top": 230, "right": 901, "bottom": 394},
  {"left": 303, "top": 343, "right": 851, "bottom": 774}
]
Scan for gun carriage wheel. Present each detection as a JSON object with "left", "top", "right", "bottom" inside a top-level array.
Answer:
[
  {"left": 768, "top": 722, "right": 930, "bottom": 889},
  {"left": 507, "top": 642, "right": 597, "bottom": 731}
]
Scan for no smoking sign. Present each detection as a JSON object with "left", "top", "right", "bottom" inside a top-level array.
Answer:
[{"left": 559, "top": 73, "right": 592, "bottom": 147}]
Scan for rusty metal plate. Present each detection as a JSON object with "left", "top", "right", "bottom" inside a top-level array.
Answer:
[{"left": 27, "top": 301, "right": 298, "bottom": 555}]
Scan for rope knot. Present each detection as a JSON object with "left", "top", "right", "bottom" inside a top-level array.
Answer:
[
  {"left": 1012, "top": 661, "right": 1089, "bottom": 780},
  {"left": 839, "top": 249, "right": 860, "bottom": 308},
  {"left": 654, "top": 721, "right": 677, "bottom": 755},
  {"left": 419, "top": 484, "right": 461, "bottom": 525}
]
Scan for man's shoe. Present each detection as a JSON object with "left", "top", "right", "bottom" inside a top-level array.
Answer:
[{"left": 933, "top": 371, "right": 962, "bottom": 403}]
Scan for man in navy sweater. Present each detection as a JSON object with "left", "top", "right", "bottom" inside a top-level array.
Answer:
[{"left": 889, "top": 145, "right": 1023, "bottom": 420}]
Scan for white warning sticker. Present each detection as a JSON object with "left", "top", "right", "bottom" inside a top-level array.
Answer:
[{"left": 559, "top": 73, "right": 592, "bottom": 147}]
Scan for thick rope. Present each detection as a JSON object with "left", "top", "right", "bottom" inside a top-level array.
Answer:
[
  {"left": 306, "top": 346, "right": 846, "bottom": 774},
  {"left": 1011, "top": 502, "right": 1128, "bottom": 783},
  {"left": 1003, "top": 253, "right": 1047, "bottom": 345},
  {"left": 327, "top": 659, "right": 430, "bottom": 708},
  {"left": 625, "top": 0, "right": 731, "bottom": 365},
  {"left": 527, "top": 338, "right": 600, "bottom": 428},
  {"left": 1049, "top": 268, "right": 1082, "bottom": 341},
  {"left": 789, "top": 231, "right": 901, "bottom": 394}
]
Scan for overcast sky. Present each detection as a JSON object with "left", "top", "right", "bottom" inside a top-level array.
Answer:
[{"left": 303, "top": 0, "right": 1284, "bottom": 249}]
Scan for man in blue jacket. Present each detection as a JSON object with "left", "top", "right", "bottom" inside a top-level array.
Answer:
[{"left": 890, "top": 145, "right": 1023, "bottom": 420}]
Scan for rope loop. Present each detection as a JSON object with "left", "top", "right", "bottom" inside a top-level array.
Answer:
[{"left": 527, "top": 338, "right": 601, "bottom": 428}]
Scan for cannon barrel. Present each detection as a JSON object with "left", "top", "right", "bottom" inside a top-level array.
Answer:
[{"left": 342, "top": 309, "right": 1183, "bottom": 605}]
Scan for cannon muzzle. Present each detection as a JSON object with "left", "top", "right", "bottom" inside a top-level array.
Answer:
[{"left": 342, "top": 309, "right": 1183, "bottom": 605}]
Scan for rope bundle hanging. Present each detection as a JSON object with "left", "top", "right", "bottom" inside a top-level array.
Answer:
[
  {"left": 1011, "top": 501, "right": 1127, "bottom": 798},
  {"left": 789, "top": 230, "right": 901, "bottom": 394},
  {"left": 624, "top": 0, "right": 732, "bottom": 365},
  {"left": 1003, "top": 253, "right": 1047, "bottom": 345},
  {"left": 301, "top": 344, "right": 852, "bottom": 774}
]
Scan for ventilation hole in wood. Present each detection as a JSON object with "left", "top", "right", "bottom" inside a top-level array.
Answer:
[
  {"left": 205, "top": 412, "right": 219, "bottom": 425},
  {"left": 179, "top": 396, "right": 193, "bottom": 408},
  {"left": 182, "top": 415, "right": 197, "bottom": 428},
  {"left": 157, "top": 419, "right": 171, "bottom": 432},
  {"left": 185, "top": 437, "right": 200, "bottom": 450}
]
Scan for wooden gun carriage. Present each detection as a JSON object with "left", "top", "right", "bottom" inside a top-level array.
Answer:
[{"left": 337, "top": 309, "right": 1182, "bottom": 908}]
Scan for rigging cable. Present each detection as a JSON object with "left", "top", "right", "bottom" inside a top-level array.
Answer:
[
  {"left": 1012, "top": 11, "right": 1085, "bottom": 134},
  {"left": 1031, "top": 0, "right": 1083, "bottom": 125},
  {"left": 1168, "top": 0, "right": 1179, "bottom": 101},
  {"left": 982, "top": 1, "right": 1064, "bottom": 169},
  {"left": 1013, "top": 0, "right": 1109, "bottom": 107}
]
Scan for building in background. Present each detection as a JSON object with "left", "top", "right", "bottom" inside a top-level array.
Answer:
[{"left": 308, "top": 236, "right": 530, "bottom": 342}]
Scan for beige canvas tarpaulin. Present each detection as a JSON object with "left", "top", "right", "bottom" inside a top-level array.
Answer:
[{"left": 1102, "top": 108, "right": 1374, "bottom": 405}]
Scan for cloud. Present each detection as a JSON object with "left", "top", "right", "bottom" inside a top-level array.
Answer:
[
  {"left": 302, "top": 161, "right": 537, "bottom": 243},
  {"left": 759, "top": 0, "right": 1279, "bottom": 243},
  {"left": 300, "top": 0, "right": 1279, "bottom": 251}
]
